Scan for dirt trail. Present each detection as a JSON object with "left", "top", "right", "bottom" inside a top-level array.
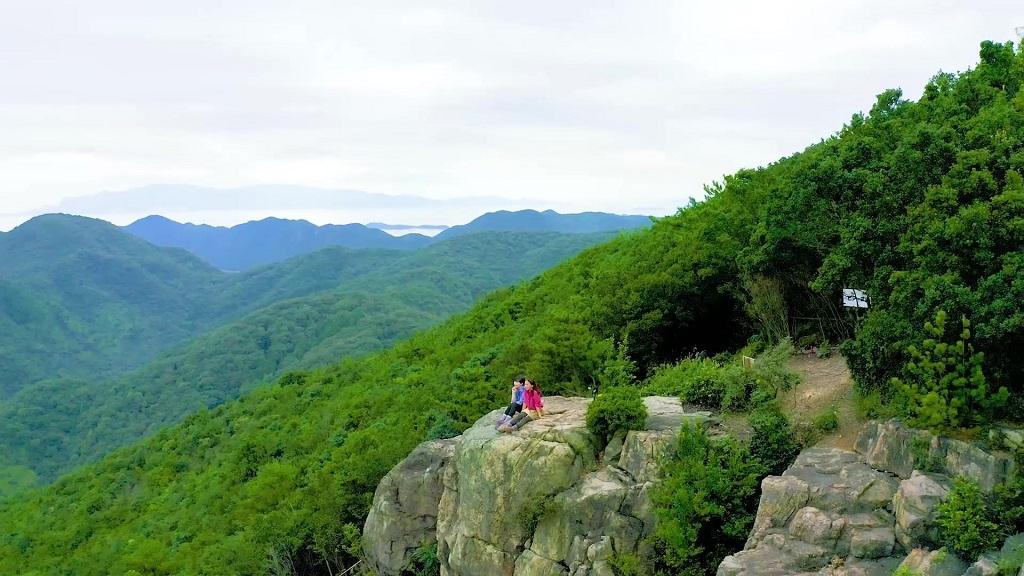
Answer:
[{"left": 781, "top": 353, "right": 861, "bottom": 451}]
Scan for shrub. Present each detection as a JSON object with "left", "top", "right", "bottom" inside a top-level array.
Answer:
[
  {"left": 751, "top": 339, "right": 799, "bottom": 397},
  {"left": 586, "top": 387, "right": 648, "bottom": 446},
  {"left": 401, "top": 541, "right": 440, "bottom": 576},
  {"left": 607, "top": 552, "right": 649, "bottom": 576},
  {"left": 909, "top": 436, "right": 944, "bottom": 474},
  {"left": 642, "top": 358, "right": 725, "bottom": 407},
  {"left": 793, "top": 421, "right": 821, "bottom": 448},
  {"left": 813, "top": 408, "right": 839, "bottom": 433},
  {"left": 937, "top": 478, "right": 1003, "bottom": 560},
  {"left": 516, "top": 494, "right": 561, "bottom": 535},
  {"left": 424, "top": 413, "right": 459, "bottom": 440},
  {"left": 649, "top": 424, "right": 767, "bottom": 575},
  {"left": 720, "top": 364, "right": 755, "bottom": 412},
  {"left": 892, "top": 311, "right": 1008, "bottom": 430},
  {"left": 749, "top": 405, "right": 800, "bottom": 475}
]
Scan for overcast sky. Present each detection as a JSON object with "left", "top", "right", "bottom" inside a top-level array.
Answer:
[{"left": 0, "top": 1, "right": 1021, "bottom": 230}]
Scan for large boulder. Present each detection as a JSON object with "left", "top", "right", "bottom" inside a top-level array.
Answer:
[
  {"left": 856, "top": 420, "right": 1015, "bottom": 491},
  {"left": 892, "top": 471, "right": 951, "bottom": 549},
  {"left": 719, "top": 448, "right": 900, "bottom": 576},
  {"left": 365, "top": 395, "right": 699, "bottom": 576},
  {"left": 363, "top": 438, "right": 459, "bottom": 576}
]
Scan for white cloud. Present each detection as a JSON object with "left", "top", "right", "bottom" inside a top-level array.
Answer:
[{"left": 0, "top": 0, "right": 1021, "bottom": 230}]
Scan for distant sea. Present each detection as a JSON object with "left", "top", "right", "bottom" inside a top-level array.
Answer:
[{"left": 375, "top": 226, "right": 446, "bottom": 237}]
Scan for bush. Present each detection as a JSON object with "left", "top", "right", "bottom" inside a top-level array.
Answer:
[
  {"left": 649, "top": 425, "right": 768, "bottom": 575},
  {"left": 720, "top": 364, "right": 755, "bottom": 412},
  {"left": 892, "top": 310, "right": 1008, "bottom": 430},
  {"left": 937, "top": 478, "right": 1004, "bottom": 560},
  {"left": 424, "top": 413, "right": 459, "bottom": 440},
  {"left": 813, "top": 408, "right": 839, "bottom": 433},
  {"left": 607, "top": 553, "right": 649, "bottom": 576},
  {"left": 586, "top": 387, "right": 648, "bottom": 446},
  {"left": 749, "top": 405, "right": 800, "bottom": 475},
  {"left": 516, "top": 494, "right": 561, "bottom": 535},
  {"left": 642, "top": 358, "right": 725, "bottom": 407},
  {"left": 401, "top": 541, "right": 440, "bottom": 576}
]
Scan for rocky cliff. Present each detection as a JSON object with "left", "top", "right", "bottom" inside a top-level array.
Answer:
[
  {"left": 718, "top": 419, "right": 1019, "bottom": 576},
  {"left": 363, "top": 396, "right": 711, "bottom": 576}
]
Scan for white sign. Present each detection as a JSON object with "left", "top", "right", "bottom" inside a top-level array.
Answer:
[{"left": 842, "top": 288, "right": 869, "bottom": 309}]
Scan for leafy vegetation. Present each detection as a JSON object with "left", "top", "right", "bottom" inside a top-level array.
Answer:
[
  {"left": 0, "top": 230, "right": 613, "bottom": 496},
  {"left": 640, "top": 340, "right": 799, "bottom": 413},
  {"left": 937, "top": 478, "right": 1004, "bottom": 560},
  {"left": 892, "top": 310, "right": 1008, "bottom": 430},
  {"left": 648, "top": 425, "right": 768, "bottom": 576},
  {"left": 748, "top": 404, "right": 802, "bottom": 475},
  {"left": 586, "top": 386, "right": 649, "bottom": 446}
]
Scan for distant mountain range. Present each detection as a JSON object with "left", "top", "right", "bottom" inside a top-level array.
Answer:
[{"left": 124, "top": 209, "right": 651, "bottom": 270}]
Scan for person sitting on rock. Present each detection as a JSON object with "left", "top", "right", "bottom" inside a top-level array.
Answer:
[
  {"left": 500, "top": 379, "right": 544, "bottom": 432},
  {"left": 495, "top": 376, "right": 527, "bottom": 429}
]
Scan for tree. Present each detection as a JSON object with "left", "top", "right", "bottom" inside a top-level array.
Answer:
[{"left": 892, "top": 310, "right": 1008, "bottom": 430}]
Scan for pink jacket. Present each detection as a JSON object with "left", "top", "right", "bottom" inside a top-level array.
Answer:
[{"left": 523, "top": 389, "right": 544, "bottom": 411}]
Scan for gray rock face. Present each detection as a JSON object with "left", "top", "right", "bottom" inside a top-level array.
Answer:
[
  {"left": 719, "top": 419, "right": 1018, "bottom": 576},
  {"left": 897, "top": 548, "right": 968, "bottom": 576},
  {"left": 892, "top": 471, "right": 951, "bottom": 549},
  {"left": 365, "top": 396, "right": 700, "bottom": 576},
  {"left": 720, "top": 448, "right": 900, "bottom": 576},
  {"left": 363, "top": 438, "right": 459, "bottom": 576},
  {"left": 856, "top": 419, "right": 1015, "bottom": 492}
]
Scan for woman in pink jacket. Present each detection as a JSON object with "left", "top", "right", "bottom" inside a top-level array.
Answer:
[{"left": 500, "top": 379, "right": 544, "bottom": 432}]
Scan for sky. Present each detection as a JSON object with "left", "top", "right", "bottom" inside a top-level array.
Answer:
[{"left": 0, "top": 1, "right": 1021, "bottom": 230}]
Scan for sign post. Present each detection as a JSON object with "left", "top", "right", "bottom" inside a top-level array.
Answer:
[{"left": 842, "top": 288, "right": 869, "bottom": 330}]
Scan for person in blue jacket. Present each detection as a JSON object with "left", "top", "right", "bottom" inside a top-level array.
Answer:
[{"left": 495, "top": 375, "right": 527, "bottom": 429}]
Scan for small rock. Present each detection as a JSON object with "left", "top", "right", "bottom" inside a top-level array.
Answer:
[
  {"left": 897, "top": 548, "right": 968, "bottom": 576},
  {"left": 963, "top": 553, "right": 999, "bottom": 576}
]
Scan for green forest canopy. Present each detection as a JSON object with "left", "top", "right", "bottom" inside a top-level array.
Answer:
[{"left": 0, "top": 230, "right": 614, "bottom": 497}]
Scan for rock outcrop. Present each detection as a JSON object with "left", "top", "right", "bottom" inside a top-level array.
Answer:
[
  {"left": 718, "top": 419, "right": 1018, "bottom": 576},
  {"left": 363, "top": 438, "right": 459, "bottom": 576},
  {"left": 364, "top": 396, "right": 710, "bottom": 576}
]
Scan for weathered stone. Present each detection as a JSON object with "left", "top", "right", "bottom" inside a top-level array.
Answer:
[
  {"left": 856, "top": 419, "right": 1015, "bottom": 491},
  {"left": 892, "top": 471, "right": 951, "bottom": 549},
  {"left": 366, "top": 396, "right": 698, "bottom": 576},
  {"left": 722, "top": 443, "right": 903, "bottom": 575},
  {"left": 603, "top": 430, "right": 625, "bottom": 463},
  {"left": 515, "top": 549, "right": 568, "bottom": 576},
  {"left": 790, "top": 507, "right": 837, "bottom": 546},
  {"left": 848, "top": 525, "right": 894, "bottom": 559},
  {"left": 718, "top": 532, "right": 832, "bottom": 575},
  {"left": 963, "top": 554, "right": 999, "bottom": 576},
  {"left": 897, "top": 548, "right": 968, "bottom": 576},
  {"left": 363, "top": 438, "right": 459, "bottom": 576},
  {"left": 815, "top": 557, "right": 903, "bottom": 576}
]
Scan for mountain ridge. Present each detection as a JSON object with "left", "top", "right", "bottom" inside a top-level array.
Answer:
[{"left": 124, "top": 209, "right": 652, "bottom": 270}]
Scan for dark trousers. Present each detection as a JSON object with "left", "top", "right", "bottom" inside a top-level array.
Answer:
[{"left": 504, "top": 402, "right": 523, "bottom": 418}]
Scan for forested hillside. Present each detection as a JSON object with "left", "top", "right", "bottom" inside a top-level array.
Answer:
[
  {"left": 0, "top": 231, "right": 612, "bottom": 497},
  {"left": 126, "top": 210, "right": 651, "bottom": 270},
  {"left": 1, "top": 41, "right": 1022, "bottom": 575},
  {"left": 434, "top": 209, "right": 651, "bottom": 239},
  {"left": 0, "top": 214, "right": 402, "bottom": 396}
]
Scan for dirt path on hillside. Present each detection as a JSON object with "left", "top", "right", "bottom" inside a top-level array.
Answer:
[{"left": 781, "top": 354, "right": 861, "bottom": 450}]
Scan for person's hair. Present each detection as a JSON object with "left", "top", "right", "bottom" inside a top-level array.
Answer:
[
  {"left": 527, "top": 379, "right": 540, "bottom": 394},
  {"left": 516, "top": 375, "right": 527, "bottom": 384}
]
